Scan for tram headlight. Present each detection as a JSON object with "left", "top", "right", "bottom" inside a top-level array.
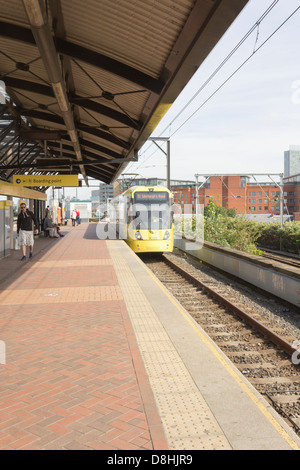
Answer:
[
  {"left": 163, "top": 231, "right": 170, "bottom": 240},
  {"left": 135, "top": 231, "right": 143, "bottom": 240}
]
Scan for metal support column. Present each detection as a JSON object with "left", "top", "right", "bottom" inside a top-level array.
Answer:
[
  {"left": 149, "top": 137, "right": 170, "bottom": 189},
  {"left": 195, "top": 174, "right": 199, "bottom": 217},
  {"left": 280, "top": 174, "right": 284, "bottom": 228},
  {"left": 7, "top": 196, "right": 13, "bottom": 250}
]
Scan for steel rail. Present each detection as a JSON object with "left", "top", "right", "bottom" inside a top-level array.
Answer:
[
  {"left": 163, "top": 256, "right": 298, "bottom": 358},
  {"left": 261, "top": 253, "right": 300, "bottom": 269}
]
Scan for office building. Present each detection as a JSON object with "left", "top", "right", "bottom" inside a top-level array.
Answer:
[{"left": 284, "top": 145, "right": 300, "bottom": 178}]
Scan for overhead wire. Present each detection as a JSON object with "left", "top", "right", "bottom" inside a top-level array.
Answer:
[
  {"left": 125, "top": 1, "right": 300, "bottom": 179},
  {"left": 169, "top": 3, "right": 300, "bottom": 139},
  {"left": 125, "top": 0, "right": 280, "bottom": 175},
  {"left": 161, "top": 0, "right": 280, "bottom": 138}
]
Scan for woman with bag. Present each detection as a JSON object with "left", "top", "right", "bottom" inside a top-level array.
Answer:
[{"left": 75, "top": 209, "right": 80, "bottom": 225}]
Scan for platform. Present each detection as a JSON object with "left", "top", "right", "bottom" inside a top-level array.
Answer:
[{"left": 0, "top": 223, "right": 300, "bottom": 450}]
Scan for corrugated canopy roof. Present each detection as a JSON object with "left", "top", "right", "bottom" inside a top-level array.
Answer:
[{"left": 0, "top": 0, "right": 248, "bottom": 188}]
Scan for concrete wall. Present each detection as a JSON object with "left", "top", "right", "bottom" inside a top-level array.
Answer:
[{"left": 174, "top": 238, "right": 300, "bottom": 308}]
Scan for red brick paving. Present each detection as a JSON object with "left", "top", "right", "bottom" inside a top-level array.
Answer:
[{"left": 0, "top": 223, "right": 168, "bottom": 450}]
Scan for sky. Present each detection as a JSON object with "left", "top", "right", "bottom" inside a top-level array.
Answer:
[
  {"left": 51, "top": 0, "right": 300, "bottom": 200},
  {"left": 123, "top": 0, "right": 300, "bottom": 185}
]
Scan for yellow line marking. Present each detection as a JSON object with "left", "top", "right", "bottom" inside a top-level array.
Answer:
[{"left": 127, "top": 247, "right": 300, "bottom": 451}]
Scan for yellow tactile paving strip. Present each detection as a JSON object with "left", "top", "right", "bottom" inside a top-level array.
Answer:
[
  {"left": 0, "top": 285, "right": 123, "bottom": 305},
  {"left": 107, "top": 242, "right": 232, "bottom": 450}
]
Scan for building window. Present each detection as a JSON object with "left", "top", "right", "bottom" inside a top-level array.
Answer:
[
  {"left": 264, "top": 206, "right": 268, "bottom": 211},
  {"left": 252, "top": 199, "right": 255, "bottom": 204},
  {"left": 249, "top": 199, "right": 251, "bottom": 204},
  {"left": 258, "top": 191, "right": 262, "bottom": 197},
  {"left": 240, "top": 176, "right": 247, "bottom": 188},
  {"left": 252, "top": 192, "right": 255, "bottom": 196},
  {"left": 264, "top": 199, "right": 268, "bottom": 204},
  {"left": 264, "top": 191, "right": 268, "bottom": 196},
  {"left": 271, "top": 191, "right": 275, "bottom": 196},
  {"left": 252, "top": 207, "right": 255, "bottom": 211},
  {"left": 271, "top": 206, "right": 274, "bottom": 211},
  {"left": 258, "top": 199, "right": 262, "bottom": 204},
  {"left": 258, "top": 207, "right": 262, "bottom": 211}
]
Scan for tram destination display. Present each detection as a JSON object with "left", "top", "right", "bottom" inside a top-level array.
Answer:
[{"left": 134, "top": 191, "right": 169, "bottom": 204}]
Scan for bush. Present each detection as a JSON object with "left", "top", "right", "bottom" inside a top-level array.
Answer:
[
  {"left": 204, "top": 214, "right": 264, "bottom": 255},
  {"left": 175, "top": 201, "right": 263, "bottom": 255},
  {"left": 256, "top": 221, "right": 300, "bottom": 254},
  {"left": 175, "top": 201, "right": 300, "bottom": 255}
]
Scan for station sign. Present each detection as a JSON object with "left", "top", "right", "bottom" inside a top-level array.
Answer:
[{"left": 13, "top": 175, "right": 79, "bottom": 187}]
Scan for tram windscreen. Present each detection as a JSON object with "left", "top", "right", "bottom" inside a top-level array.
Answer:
[{"left": 130, "top": 192, "right": 171, "bottom": 230}]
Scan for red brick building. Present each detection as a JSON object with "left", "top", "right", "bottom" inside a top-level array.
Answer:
[
  {"left": 171, "top": 176, "right": 249, "bottom": 214},
  {"left": 284, "top": 181, "right": 300, "bottom": 217},
  {"left": 201, "top": 175, "right": 247, "bottom": 213},
  {"left": 171, "top": 175, "right": 300, "bottom": 218},
  {"left": 246, "top": 183, "right": 281, "bottom": 216}
]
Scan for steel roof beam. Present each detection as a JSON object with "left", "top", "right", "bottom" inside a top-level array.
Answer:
[
  {"left": 0, "top": 99, "right": 57, "bottom": 168},
  {"left": 19, "top": 109, "right": 131, "bottom": 150},
  {"left": 0, "top": 20, "right": 164, "bottom": 94},
  {"left": 3, "top": 77, "right": 143, "bottom": 131},
  {"left": 21, "top": 0, "right": 88, "bottom": 185},
  {"left": 0, "top": 156, "right": 128, "bottom": 170},
  {"left": 0, "top": 121, "right": 15, "bottom": 141},
  {"left": 0, "top": 135, "right": 19, "bottom": 159},
  {"left": 48, "top": 141, "right": 118, "bottom": 165},
  {"left": 5, "top": 145, "right": 43, "bottom": 179},
  {"left": 77, "top": 138, "right": 125, "bottom": 160}
]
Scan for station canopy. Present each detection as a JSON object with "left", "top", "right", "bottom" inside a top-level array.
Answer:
[{"left": 0, "top": 0, "right": 248, "bottom": 188}]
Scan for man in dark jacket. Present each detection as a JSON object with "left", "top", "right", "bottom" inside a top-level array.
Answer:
[{"left": 17, "top": 203, "right": 39, "bottom": 260}]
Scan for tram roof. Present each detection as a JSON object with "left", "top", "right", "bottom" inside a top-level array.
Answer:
[
  {"left": 0, "top": 0, "right": 248, "bottom": 189},
  {"left": 124, "top": 185, "right": 172, "bottom": 195}
]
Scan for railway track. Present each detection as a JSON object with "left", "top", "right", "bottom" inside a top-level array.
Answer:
[
  {"left": 261, "top": 252, "right": 300, "bottom": 269},
  {"left": 142, "top": 252, "right": 300, "bottom": 436}
]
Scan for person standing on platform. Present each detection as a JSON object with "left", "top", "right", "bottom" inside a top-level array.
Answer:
[
  {"left": 71, "top": 209, "right": 77, "bottom": 227},
  {"left": 45, "top": 205, "right": 50, "bottom": 218},
  {"left": 17, "top": 203, "right": 39, "bottom": 261},
  {"left": 75, "top": 209, "right": 80, "bottom": 226}
]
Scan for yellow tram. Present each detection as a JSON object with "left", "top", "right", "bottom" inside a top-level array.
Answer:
[{"left": 109, "top": 186, "right": 174, "bottom": 253}]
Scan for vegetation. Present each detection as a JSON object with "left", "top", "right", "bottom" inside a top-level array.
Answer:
[
  {"left": 174, "top": 200, "right": 300, "bottom": 255},
  {"left": 203, "top": 200, "right": 263, "bottom": 255},
  {"left": 256, "top": 221, "right": 300, "bottom": 254}
]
